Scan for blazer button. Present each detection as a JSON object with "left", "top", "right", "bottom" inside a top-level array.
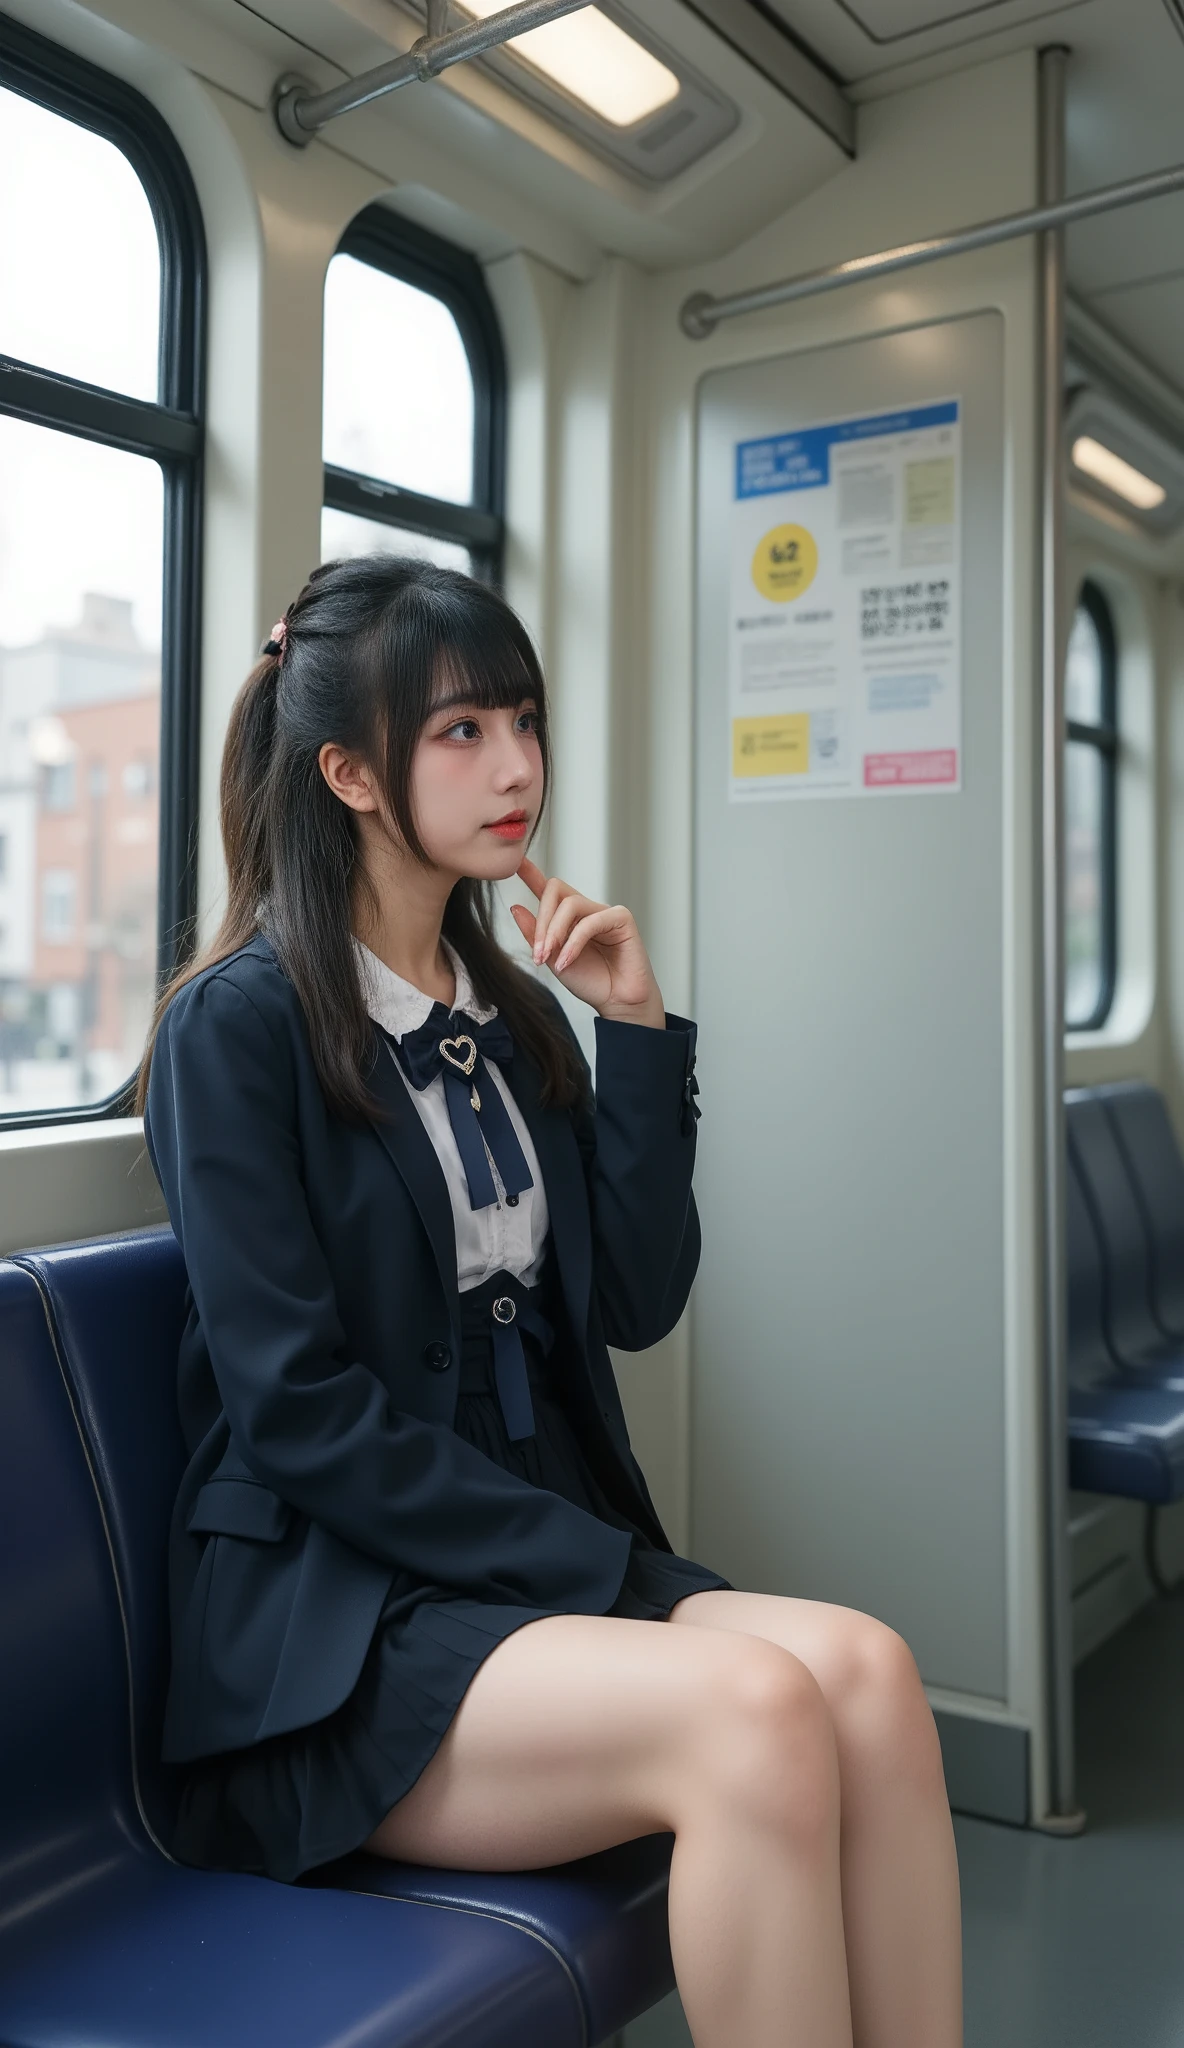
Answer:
[{"left": 423, "top": 1341, "right": 452, "bottom": 1372}]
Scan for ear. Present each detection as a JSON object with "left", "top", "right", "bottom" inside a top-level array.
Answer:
[{"left": 318, "top": 741, "right": 380, "bottom": 814}]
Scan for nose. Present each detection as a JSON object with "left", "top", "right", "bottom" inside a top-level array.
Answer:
[{"left": 493, "top": 718, "right": 538, "bottom": 790}]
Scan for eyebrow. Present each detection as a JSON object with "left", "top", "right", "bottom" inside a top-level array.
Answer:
[{"left": 428, "top": 691, "right": 538, "bottom": 720}]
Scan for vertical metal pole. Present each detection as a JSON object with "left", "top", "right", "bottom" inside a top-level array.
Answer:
[{"left": 1035, "top": 43, "right": 1084, "bottom": 1833}]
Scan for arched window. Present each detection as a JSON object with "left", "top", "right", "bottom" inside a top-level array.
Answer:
[
  {"left": 1064, "top": 580, "right": 1118, "bottom": 1032},
  {"left": 0, "top": 18, "right": 204, "bottom": 1124},
  {"left": 321, "top": 207, "right": 504, "bottom": 582}
]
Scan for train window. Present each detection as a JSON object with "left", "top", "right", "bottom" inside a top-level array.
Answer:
[
  {"left": 321, "top": 207, "right": 505, "bottom": 583},
  {"left": 0, "top": 85, "right": 159, "bottom": 397},
  {"left": 0, "top": 20, "right": 203, "bottom": 1124},
  {"left": 1065, "top": 581, "right": 1118, "bottom": 1032}
]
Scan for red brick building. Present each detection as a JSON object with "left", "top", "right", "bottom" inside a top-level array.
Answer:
[{"left": 33, "top": 686, "right": 159, "bottom": 1077}]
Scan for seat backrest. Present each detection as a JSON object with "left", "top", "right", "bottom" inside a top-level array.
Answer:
[
  {"left": 0, "top": 1262, "right": 135, "bottom": 1911},
  {"left": 14, "top": 1227, "right": 189, "bottom": 1846},
  {"left": 1065, "top": 1090, "right": 1162, "bottom": 1370},
  {"left": 1099, "top": 1083, "right": 1184, "bottom": 1341},
  {"left": 1065, "top": 1148, "right": 1117, "bottom": 1388}
]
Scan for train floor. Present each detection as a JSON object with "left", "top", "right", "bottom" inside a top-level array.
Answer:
[
  {"left": 626, "top": 1595, "right": 1184, "bottom": 2048},
  {"left": 961, "top": 1593, "right": 1184, "bottom": 2048}
]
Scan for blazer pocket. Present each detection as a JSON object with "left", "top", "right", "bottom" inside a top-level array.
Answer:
[{"left": 187, "top": 1476, "right": 294, "bottom": 1543}]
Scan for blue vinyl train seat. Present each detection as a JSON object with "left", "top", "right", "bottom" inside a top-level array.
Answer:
[
  {"left": 1097, "top": 1081, "right": 1184, "bottom": 1342},
  {"left": 0, "top": 1226, "right": 677, "bottom": 2047},
  {"left": 1065, "top": 1148, "right": 1184, "bottom": 1504},
  {"left": 1065, "top": 1090, "right": 1184, "bottom": 1386}
]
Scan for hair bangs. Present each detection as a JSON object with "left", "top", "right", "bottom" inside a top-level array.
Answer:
[{"left": 427, "top": 598, "right": 544, "bottom": 718}]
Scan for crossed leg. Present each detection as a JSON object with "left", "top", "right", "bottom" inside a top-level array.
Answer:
[{"left": 364, "top": 1598, "right": 960, "bottom": 2048}]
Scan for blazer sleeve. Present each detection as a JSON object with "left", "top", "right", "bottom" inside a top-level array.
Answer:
[
  {"left": 144, "top": 969, "right": 630, "bottom": 1610},
  {"left": 562, "top": 1003, "right": 702, "bottom": 1352}
]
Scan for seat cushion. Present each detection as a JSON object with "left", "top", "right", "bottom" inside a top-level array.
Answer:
[
  {"left": 1068, "top": 1384, "right": 1184, "bottom": 1504},
  {"left": 0, "top": 1844, "right": 584, "bottom": 2048},
  {"left": 313, "top": 1833, "right": 677, "bottom": 2045}
]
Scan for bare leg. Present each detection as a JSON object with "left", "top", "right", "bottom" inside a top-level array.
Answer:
[
  {"left": 366, "top": 1612, "right": 852, "bottom": 2048},
  {"left": 670, "top": 1592, "right": 962, "bottom": 2048}
]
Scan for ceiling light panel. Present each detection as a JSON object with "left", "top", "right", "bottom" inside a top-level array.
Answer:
[
  {"left": 1065, "top": 387, "right": 1184, "bottom": 533},
  {"left": 403, "top": 0, "right": 739, "bottom": 183},
  {"left": 1070, "top": 435, "right": 1166, "bottom": 511},
  {"left": 459, "top": 0, "right": 680, "bottom": 125}
]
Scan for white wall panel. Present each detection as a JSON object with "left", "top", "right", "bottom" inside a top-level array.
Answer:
[{"left": 691, "top": 313, "right": 1008, "bottom": 1695}]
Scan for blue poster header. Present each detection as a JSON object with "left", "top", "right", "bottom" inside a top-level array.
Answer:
[{"left": 735, "top": 401, "right": 959, "bottom": 499}]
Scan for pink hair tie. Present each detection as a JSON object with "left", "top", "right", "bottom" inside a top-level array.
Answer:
[{"left": 263, "top": 616, "right": 289, "bottom": 661}]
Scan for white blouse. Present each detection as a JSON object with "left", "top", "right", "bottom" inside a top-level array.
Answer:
[{"left": 353, "top": 937, "right": 550, "bottom": 1292}]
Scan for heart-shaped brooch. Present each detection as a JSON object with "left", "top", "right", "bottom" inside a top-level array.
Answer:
[
  {"left": 439, "top": 1034, "right": 481, "bottom": 1111},
  {"left": 439, "top": 1035, "right": 477, "bottom": 1076}
]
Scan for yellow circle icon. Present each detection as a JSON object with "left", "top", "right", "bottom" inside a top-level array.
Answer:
[{"left": 751, "top": 524, "right": 818, "bottom": 602}]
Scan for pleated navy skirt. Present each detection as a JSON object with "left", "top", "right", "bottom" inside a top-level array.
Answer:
[{"left": 171, "top": 1267, "right": 730, "bottom": 1882}]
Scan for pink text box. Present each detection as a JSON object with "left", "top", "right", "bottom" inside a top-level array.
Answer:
[{"left": 863, "top": 748, "right": 958, "bottom": 789}]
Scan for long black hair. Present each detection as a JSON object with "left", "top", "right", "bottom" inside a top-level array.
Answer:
[{"left": 135, "top": 554, "right": 586, "bottom": 1123}]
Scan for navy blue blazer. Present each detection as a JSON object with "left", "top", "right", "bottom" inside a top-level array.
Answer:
[{"left": 143, "top": 934, "right": 701, "bottom": 1763}]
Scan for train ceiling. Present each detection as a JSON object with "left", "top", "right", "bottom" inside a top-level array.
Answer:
[
  {"left": 29, "top": 0, "right": 1184, "bottom": 406},
  {"left": 782, "top": 0, "right": 1184, "bottom": 399}
]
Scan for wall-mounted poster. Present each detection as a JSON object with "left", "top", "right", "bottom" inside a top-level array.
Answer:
[{"left": 728, "top": 399, "right": 962, "bottom": 802}]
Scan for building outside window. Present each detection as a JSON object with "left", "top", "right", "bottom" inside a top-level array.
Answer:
[
  {"left": 42, "top": 870, "right": 76, "bottom": 944},
  {"left": 1065, "top": 580, "right": 1118, "bottom": 1032},
  {"left": 0, "top": 20, "right": 203, "bottom": 1120},
  {"left": 321, "top": 207, "right": 505, "bottom": 583}
]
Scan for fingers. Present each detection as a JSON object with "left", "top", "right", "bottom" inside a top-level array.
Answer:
[
  {"left": 555, "top": 906, "right": 630, "bottom": 973},
  {"left": 532, "top": 875, "right": 583, "bottom": 965},
  {"left": 509, "top": 902, "right": 537, "bottom": 949},
  {"left": 538, "top": 891, "right": 594, "bottom": 965},
  {"left": 514, "top": 860, "right": 614, "bottom": 968}
]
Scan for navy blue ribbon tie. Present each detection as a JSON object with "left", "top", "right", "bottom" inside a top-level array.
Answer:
[
  {"left": 393, "top": 1004, "right": 534, "bottom": 1212},
  {"left": 489, "top": 1290, "right": 553, "bottom": 1442}
]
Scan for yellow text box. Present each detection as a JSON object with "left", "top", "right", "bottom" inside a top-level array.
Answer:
[
  {"left": 732, "top": 713, "right": 810, "bottom": 778},
  {"left": 905, "top": 456, "right": 955, "bottom": 526}
]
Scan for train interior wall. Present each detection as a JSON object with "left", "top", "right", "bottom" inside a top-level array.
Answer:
[{"left": 10, "top": 0, "right": 1184, "bottom": 1920}]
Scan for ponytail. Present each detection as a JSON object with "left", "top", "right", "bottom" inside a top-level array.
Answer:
[
  {"left": 133, "top": 652, "right": 285, "bottom": 1119},
  {"left": 221, "top": 654, "right": 281, "bottom": 922}
]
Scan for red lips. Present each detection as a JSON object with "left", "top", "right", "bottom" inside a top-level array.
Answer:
[{"left": 486, "top": 811, "right": 528, "bottom": 840}]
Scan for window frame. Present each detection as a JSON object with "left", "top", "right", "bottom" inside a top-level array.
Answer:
[
  {"left": 1065, "top": 577, "right": 1119, "bottom": 1035},
  {"left": 323, "top": 206, "right": 506, "bottom": 582},
  {"left": 0, "top": 13, "right": 206, "bottom": 1126}
]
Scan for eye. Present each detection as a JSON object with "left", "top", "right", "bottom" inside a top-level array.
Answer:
[
  {"left": 441, "top": 716, "right": 481, "bottom": 742},
  {"left": 516, "top": 708, "right": 540, "bottom": 734}
]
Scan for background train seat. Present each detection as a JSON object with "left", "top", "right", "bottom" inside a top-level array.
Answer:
[
  {"left": 1065, "top": 1087, "right": 1184, "bottom": 1505},
  {"left": 0, "top": 1226, "right": 676, "bottom": 2047},
  {"left": 1095, "top": 1082, "right": 1184, "bottom": 1343},
  {"left": 1065, "top": 1089, "right": 1184, "bottom": 1384},
  {"left": 1065, "top": 1148, "right": 1184, "bottom": 1502}
]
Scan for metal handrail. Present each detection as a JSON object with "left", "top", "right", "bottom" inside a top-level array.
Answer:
[
  {"left": 274, "top": 0, "right": 592, "bottom": 144},
  {"left": 679, "top": 154, "right": 1184, "bottom": 336}
]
